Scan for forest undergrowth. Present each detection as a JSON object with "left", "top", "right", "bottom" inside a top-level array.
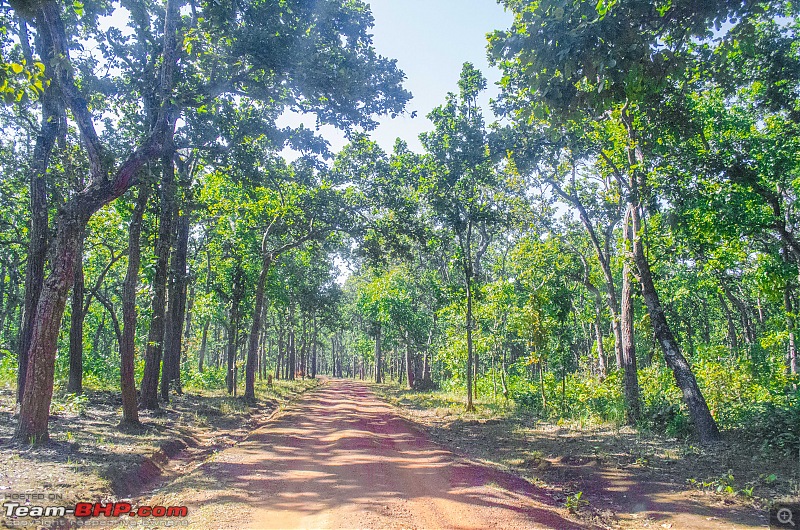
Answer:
[
  {"left": 375, "top": 379, "right": 800, "bottom": 527},
  {"left": 0, "top": 371, "right": 319, "bottom": 511}
]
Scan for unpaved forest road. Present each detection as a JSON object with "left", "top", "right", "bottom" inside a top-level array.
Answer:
[{"left": 147, "top": 379, "right": 589, "bottom": 529}]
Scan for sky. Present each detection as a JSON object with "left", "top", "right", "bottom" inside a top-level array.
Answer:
[{"left": 278, "top": 0, "right": 514, "bottom": 157}]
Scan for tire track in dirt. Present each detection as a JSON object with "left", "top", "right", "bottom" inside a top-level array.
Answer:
[{"left": 142, "top": 379, "right": 593, "bottom": 529}]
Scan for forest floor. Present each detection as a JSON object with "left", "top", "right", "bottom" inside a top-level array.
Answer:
[
  {"left": 0, "top": 377, "right": 319, "bottom": 528},
  {"left": 375, "top": 383, "right": 800, "bottom": 529}
]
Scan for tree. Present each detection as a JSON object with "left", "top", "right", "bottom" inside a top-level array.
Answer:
[
  {"left": 488, "top": 0, "right": 732, "bottom": 442},
  {"left": 419, "top": 63, "right": 506, "bottom": 410}
]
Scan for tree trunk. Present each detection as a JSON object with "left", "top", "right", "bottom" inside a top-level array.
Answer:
[
  {"left": 622, "top": 106, "right": 719, "bottom": 443},
  {"left": 160, "top": 192, "right": 190, "bottom": 400},
  {"left": 465, "top": 263, "right": 475, "bottom": 411},
  {"left": 227, "top": 268, "right": 244, "bottom": 394},
  {"left": 631, "top": 204, "right": 720, "bottom": 443},
  {"left": 16, "top": 205, "right": 83, "bottom": 442},
  {"left": 311, "top": 317, "right": 317, "bottom": 379},
  {"left": 550, "top": 179, "right": 624, "bottom": 369},
  {"left": 245, "top": 254, "right": 272, "bottom": 400},
  {"left": 16, "top": 13, "right": 63, "bottom": 403},
  {"left": 66, "top": 228, "right": 85, "bottom": 394},
  {"left": 619, "top": 208, "right": 641, "bottom": 423},
  {"left": 718, "top": 292, "right": 739, "bottom": 352},
  {"left": 120, "top": 186, "right": 148, "bottom": 426},
  {"left": 198, "top": 319, "right": 209, "bottom": 373},
  {"left": 288, "top": 305, "right": 296, "bottom": 380},
  {"left": 786, "top": 284, "right": 797, "bottom": 375},
  {"left": 405, "top": 331, "right": 414, "bottom": 389},
  {"left": 16, "top": 0, "right": 180, "bottom": 440},
  {"left": 374, "top": 324, "right": 383, "bottom": 383},
  {"left": 620, "top": 255, "right": 641, "bottom": 423},
  {"left": 139, "top": 152, "right": 176, "bottom": 410},
  {"left": 594, "top": 300, "right": 607, "bottom": 379}
]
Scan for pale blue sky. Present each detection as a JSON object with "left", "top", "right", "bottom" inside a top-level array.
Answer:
[{"left": 279, "top": 0, "right": 513, "bottom": 157}]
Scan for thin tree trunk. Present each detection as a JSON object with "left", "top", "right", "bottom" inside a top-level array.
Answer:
[
  {"left": 120, "top": 186, "right": 148, "bottom": 426},
  {"left": 786, "top": 284, "right": 797, "bottom": 375},
  {"left": 594, "top": 301, "right": 607, "bottom": 379},
  {"left": 374, "top": 324, "right": 382, "bottom": 383},
  {"left": 198, "top": 319, "right": 209, "bottom": 373},
  {"left": 465, "top": 261, "right": 475, "bottom": 411},
  {"left": 405, "top": 331, "right": 414, "bottom": 389},
  {"left": 227, "top": 269, "right": 243, "bottom": 394},
  {"left": 288, "top": 304, "right": 296, "bottom": 380},
  {"left": 67, "top": 228, "right": 85, "bottom": 394},
  {"left": 311, "top": 317, "right": 317, "bottom": 379},
  {"left": 718, "top": 292, "right": 739, "bottom": 351}
]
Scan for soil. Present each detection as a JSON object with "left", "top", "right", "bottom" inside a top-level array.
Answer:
[
  {"left": 141, "top": 379, "right": 594, "bottom": 529},
  {"left": 0, "top": 378, "right": 318, "bottom": 528},
  {"left": 2, "top": 378, "right": 797, "bottom": 529},
  {"left": 378, "top": 385, "right": 800, "bottom": 529}
]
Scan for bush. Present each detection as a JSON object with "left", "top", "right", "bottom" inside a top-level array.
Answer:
[
  {"left": 183, "top": 366, "right": 227, "bottom": 390},
  {"left": 740, "top": 402, "right": 800, "bottom": 457},
  {"left": 0, "top": 351, "right": 17, "bottom": 388}
]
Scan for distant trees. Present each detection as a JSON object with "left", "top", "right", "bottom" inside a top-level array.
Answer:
[
  {"left": 5, "top": 0, "right": 408, "bottom": 443},
  {"left": 0, "top": 0, "right": 797, "bottom": 450}
]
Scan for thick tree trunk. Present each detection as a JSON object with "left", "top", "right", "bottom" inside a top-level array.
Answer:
[
  {"left": 160, "top": 193, "right": 189, "bottom": 400},
  {"left": 621, "top": 106, "right": 719, "bottom": 443},
  {"left": 16, "top": 206, "right": 83, "bottom": 442},
  {"left": 17, "top": 35, "right": 60, "bottom": 401},
  {"left": 631, "top": 205, "right": 720, "bottom": 443},
  {"left": 620, "top": 255, "right": 641, "bottom": 423},
  {"left": 120, "top": 186, "right": 148, "bottom": 426},
  {"left": 139, "top": 153, "right": 176, "bottom": 410},
  {"left": 16, "top": 0, "right": 179, "bottom": 440},
  {"left": 245, "top": 254, "right": 272, "bottom": 400},
  {"left": 66, "top": 229, "right": 85, "bottom": 394}
]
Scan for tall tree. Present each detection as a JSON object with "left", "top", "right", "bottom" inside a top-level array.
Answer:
[{"left": 419, "top": 63, "right": 504, "bottom": 410}]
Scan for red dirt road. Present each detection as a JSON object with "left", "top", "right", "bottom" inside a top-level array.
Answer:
[{"left": 148, "top": 379, "right": 590, "bottom": 529}]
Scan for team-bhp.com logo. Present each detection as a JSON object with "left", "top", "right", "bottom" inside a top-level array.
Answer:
[{"left": 4, "top": 502, "right": 188, "bottom": 518}]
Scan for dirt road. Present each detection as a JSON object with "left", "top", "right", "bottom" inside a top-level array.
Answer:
[{"left": 145, "top": 379, "right": 589, "bottom": 529}]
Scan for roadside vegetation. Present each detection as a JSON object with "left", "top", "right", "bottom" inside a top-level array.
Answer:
[
  {"left": 376, "top": 382, "right": 799, "bottom": 527},
  {"left": 0, "top": 367, "right": 318, "bottom": 508},
  {"left": 0, "top": 1, "right": 799, "bottom": 527}
]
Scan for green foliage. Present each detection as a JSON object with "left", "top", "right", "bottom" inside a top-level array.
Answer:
[
  {"left": 564, "top": 491, "right": 589, "bottom": 512},
  {"left": 0, "top": 351, "right": 17, "bottom": 388},
  {"left": 183, "top": 367, "right": 228, "bottom": 390}
]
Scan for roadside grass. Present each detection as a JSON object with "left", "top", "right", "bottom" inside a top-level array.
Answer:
[
  {"left": 0, "top": 376, "right": 320, "bottom": 510},
  {"left": 374, "top": 382, "right": 514, "bottom": 419},
  {"left": 374, "top": 380, "right": 800, "bottom": 526}
]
